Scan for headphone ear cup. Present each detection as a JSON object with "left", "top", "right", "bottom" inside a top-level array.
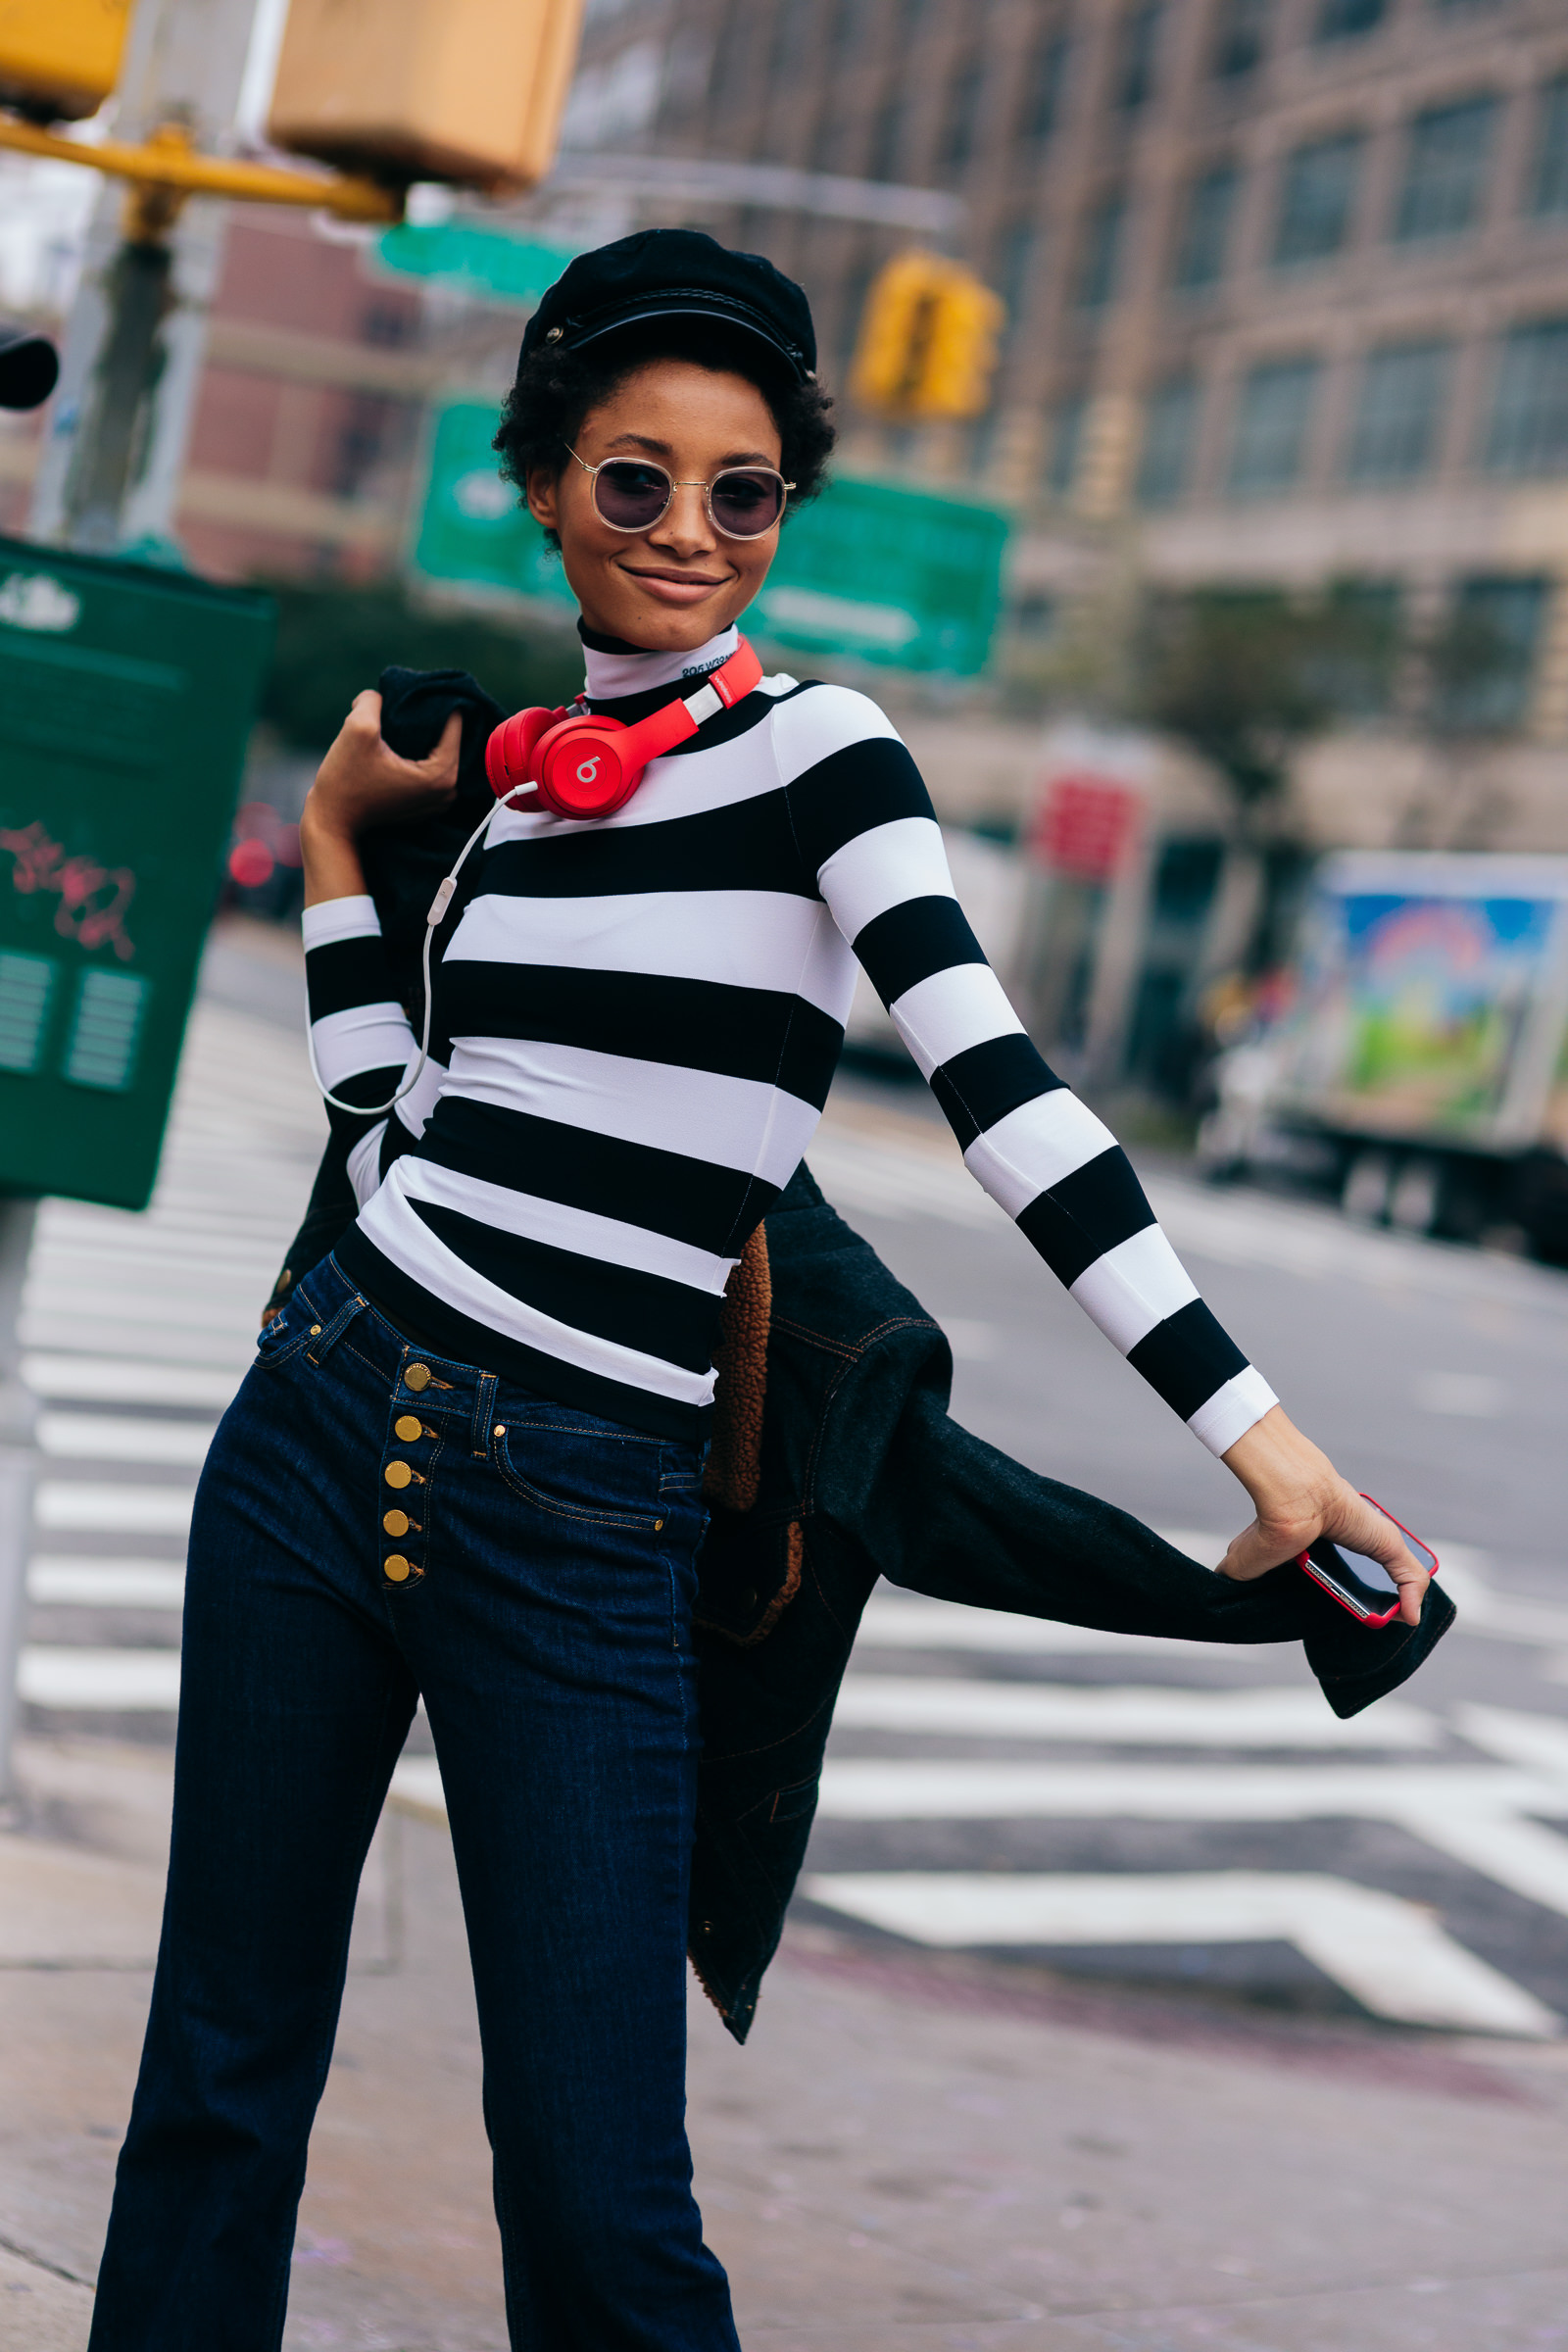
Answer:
[
  {"left": 535, "top": 718, "right": 641, "bottom": 818},
  {"left": 485, "top": 706, "right": 564, "bottom": 800}
]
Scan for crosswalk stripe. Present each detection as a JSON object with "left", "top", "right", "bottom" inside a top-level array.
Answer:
[
  {"left": 24, "top": 1355, "right": 243, "bottom": 1410},
  {"left": 36, "top": 1411, "right": 217, "bottom": 1468},
  {"left": 18, "top": 1647, "right": 181, "bottom": 1709},
  {"left": 832, "top": 1675, "right": 1440, "bottom": 1748},
  {"left": 18, "top": 1315, "right": 255, "bottom": 1367},
  {"left": 34, "top": 1483, "right": 195, "bottom": 1535},
  {"left": 814, "top": 1757, "right": 1562, "bottom": 1822},
  {"left": 801, "top": 1871, "right": 1559, "bottom": 2037},
  {"left": 27, "top": 1558, "right": 186, "bottom": 1607}
]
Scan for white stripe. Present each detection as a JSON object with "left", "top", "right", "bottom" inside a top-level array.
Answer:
[
  {"left": 802, "top": 1873, "right": 1556, "bottom": 2037},
  {"left": 1068, "top": 1225, "right": 1200, "bottom": 1356},
  {"left": 444, "top": 1036, "right": 819, "bottom": 1186},
  {"left": 23, "top": 1354, "right": 242, "bottom": 1409},
  {"left": 388, "top": 1154, "right": 733, "bottom": 1294},
  {"left": 815, "top": 1757, "right": 1556, "bottom": 1822},
  {"left": 962, "top": 1089, "right": 1117, "bottom": 1218},
  {"left": 309, "top": 1002, "right": 414, "bottom": 1089},
  {"left": 770, "top": 678, "right": 901, "bottom": 784},
  {"left": 832, "top": 1676, "right": 1437, "bottom": 1748},
  {"left": 37, "top": 1411, "right": 215, "bottom": 1468},
  {"left": 34, "top": 1483, "right": 194, "bottom": 1534},
  {"left": 19, "top": 1646, "right": 181, "bottom": 1710},
  {"left": 818, "top": 816, "right": 953, "bottom": 939},
  {"left": 683, "top": 680, "right": 723, "bottom": 725},
  {"left": 28, "top": 1557, "right": 186, "bottom": 1607},
  {"left": 486, "top": 717, "right": 783, "bottom": 838},
  {"left": 301, "top": 895, "right": 380, "bottom": 949},
  {"left": 393, "top": 1053, "right": 447, "bottom": 1140},
  {"left": 888, "top": 963, "right": 1025, "bottom": 1081},
  {"left": 347, "top": 1121, "right": 388, "bottom": 1207},
  {"left": 452, "top": 888, "right": 846, "bottom": 1010},
  {"left": 1187, "top": 1364, "right": 1278, "bottom": 1455},
  {"left": 355, "top": 1181, "right": 716, "bottom": 1405}
]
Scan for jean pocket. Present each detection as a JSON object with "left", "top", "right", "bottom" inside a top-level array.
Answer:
[
  {"left": 252, "top": 1295, "right": 318, "bottom": 1370},
  {"left": 493, "top": 1421, "right": 665, "bottom": 1531}
]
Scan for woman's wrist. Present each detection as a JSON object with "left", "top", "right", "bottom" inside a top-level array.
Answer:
[{"left": 300, "top": 802, "right": 368, "bottom": 908}]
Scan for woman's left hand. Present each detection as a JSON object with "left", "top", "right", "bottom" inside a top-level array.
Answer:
[{"left": 1218, "top": 1404, "right": 1429, "bottom": 1627}]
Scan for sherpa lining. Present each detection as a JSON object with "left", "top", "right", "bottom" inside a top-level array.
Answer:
[{"left": 703, "top": 1224, "right": 771, "bottom": 1511}]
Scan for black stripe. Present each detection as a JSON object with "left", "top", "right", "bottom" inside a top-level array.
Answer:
[
  {"left": 929, "top": 1033, "right": 1062, "bottom": 1152},
  {"left": 307, "top": 935, "right": 399, "bottom": 1020},
  {"left": 782, "top": 739, "right": 933, "bottom": 873},
  {"left": 416, "top": 1096, "right": 780, "bottom": 1254},
  {"left": 1126, "top": 1298, "right": 1249, "bottom": 1422},
  {"left": 437, "top": 961, "right": 841, "bottom": 1104},
  {"left": 1016, "top": 1147, "right": 1157, "bottom": 1289},
  {"left": 480, "top": 785, "right": 808, "bottom": 901},
  {"left": 854, "top": 898, "right": 985, "bottom": 1007},
  {"left": 583, "top": 678, "right": 793, "bottom": 748},
  {"left": 333, "top": 1229, "right": 710, "bottom": 1443},
  {"left": 409, "top": 1200, "right": 720, "bottom": 1374}
]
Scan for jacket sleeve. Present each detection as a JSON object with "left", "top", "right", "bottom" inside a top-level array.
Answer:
[{"left": 777, "top": 688, "right": 1278, "bottom": 1458}]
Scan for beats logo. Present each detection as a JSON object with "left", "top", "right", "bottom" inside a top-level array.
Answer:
[{"left": 484, "top": 637, "right": 764, "bottom": 820}]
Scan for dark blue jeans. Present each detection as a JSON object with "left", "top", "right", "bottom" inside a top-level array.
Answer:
[{"left": 88, "top": 1256, "right": 740, "bottom": 2352}]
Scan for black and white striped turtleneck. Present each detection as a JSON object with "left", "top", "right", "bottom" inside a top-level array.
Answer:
[{"left": 302, "top": 627, "right": 1277, "bottom": 1446}]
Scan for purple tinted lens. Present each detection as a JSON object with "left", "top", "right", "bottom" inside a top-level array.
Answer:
[
  {"left": 594, "top": 462, "right": 671, "bottom": 530},
  {"left": 710, "top": 469, "right": 785, "bottom": 537}
]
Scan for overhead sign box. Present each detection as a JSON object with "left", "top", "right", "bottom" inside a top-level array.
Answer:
[{"left": 0, "top": 539, "right": 272, "bottom": 1209}]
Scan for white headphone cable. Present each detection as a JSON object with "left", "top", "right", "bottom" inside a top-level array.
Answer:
[{"left": 305, "top": 783, "right": 536, "bottom": 1118}]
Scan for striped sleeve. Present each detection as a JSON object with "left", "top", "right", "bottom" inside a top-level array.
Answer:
[
  {"left": 778, "top": 690, "right": 1278, "bottom": 1458},
  {"left": 303, "top": 897, "right": 427, "bottom": 1198}
]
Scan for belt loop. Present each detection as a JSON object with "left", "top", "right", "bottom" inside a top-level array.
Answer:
[
  {"left": 305, "top": 1291, "right": 368, "bottom": 1366},
  {"left": 471, "top": 1370, "right": 498, "bottom": 1458}
]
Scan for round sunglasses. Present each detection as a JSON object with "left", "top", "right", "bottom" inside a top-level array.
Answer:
[{"left": 564, "top": 444, "right": 794, "bottom": 541}]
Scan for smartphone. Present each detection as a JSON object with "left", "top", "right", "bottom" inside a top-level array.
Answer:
[{"left": 1298, "top": 1496, "right": 1439, "bottom": 1626}]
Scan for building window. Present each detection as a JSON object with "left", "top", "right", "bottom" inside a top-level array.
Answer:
[
  {"left": 1305, "top": 581, "right": 1402, "bottom": 718},
  {"left": 1394, "top": 96, "right": 1498, "bottom": 242},
  {"left": 1273, "top": 132, "right": 1364, "bottom": 266},
  {"left": 1210, "top": 0, "right": 1269, "bottom": 80},
  {"left": 1138, "top": 378, "right": 1201, "bottom": 504},
  {"left": 1114, "top": 4, "right": 1163, "bottom": 113},
  {"left": 1347, "top": 341, "right": 1452, "bottom": 483},
  {"left": 1074, "top": 191, "right": 1128, "bottom": 311},
  {"left": 996, "top": 220, "right": 1041, "bottom": 343},
  {"left": 1527, "top": 74, "right": 1568, "bottom": 219},
  {"left": 1436, "top": 577, "right": 1547, "bottom": 731},
  {"left": 1485, "top": 318, "right": 1568, "bottom": 474},
  {"left": 941, "top": 54, "right": 986, "bottom": 171},
  {"left": 1020, "top": 32, "right": 1070, "bottom": 145},
  {"left": 1171, "top": 161, "right": 1241, "bottom": 289},
  {"left": 1049, "top": 395, "right": 1089, "bottom": 495},
  {"left": 832, "top": 0, "right": 871, "bottom": 61},
  {"left": 1315, "top": 0, "right": 1385, "bottom": 39},
  {"left": 869, "top": 95, "right": 905, "bottom": 178},
  {"left": 1228, "top": 357, "right": 1320, "bottom": 494}
]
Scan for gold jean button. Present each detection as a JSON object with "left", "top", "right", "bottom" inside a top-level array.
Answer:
[
  {"left": 383, "top": 1554, "right": 412, "bottom": 1583},
  {"left": 383, "top": 1460, "right": 413, "bottom": 1491},
  {"left": 382, "top": 1508, "right": 411, "bottom": 1538},
  {"left": 394, "top": 1414, "right": 422, "bottom": 1442},
  {"left": 403, "top": 1363, "right": 432, "bottom": 1393}
]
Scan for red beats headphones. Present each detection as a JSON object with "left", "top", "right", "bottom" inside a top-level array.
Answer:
[{"left": 484, "top": 637, "right": 763, "bottom": 819}]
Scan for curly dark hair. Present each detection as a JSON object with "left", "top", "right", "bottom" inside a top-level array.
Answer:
[{"left": 493, "top": 318, "right": 835, "bottom": 548}]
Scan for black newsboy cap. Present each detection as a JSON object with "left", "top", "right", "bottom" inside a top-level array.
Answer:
[{"left": 519, "top": 229, "right": 815, "bottom": 384}]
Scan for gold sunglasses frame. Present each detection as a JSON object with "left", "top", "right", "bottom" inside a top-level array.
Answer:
[{"left": 564, "top": 444, "right": 794, "bottom": 541}]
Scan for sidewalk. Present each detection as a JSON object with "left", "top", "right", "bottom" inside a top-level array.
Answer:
[{"left": 4, "top": 1735, "right": 1567, "bottom": 2352}]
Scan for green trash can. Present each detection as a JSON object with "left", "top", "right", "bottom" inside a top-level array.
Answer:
[{"left": 0, "top": 537, "right": 274, "bottom": 1210}]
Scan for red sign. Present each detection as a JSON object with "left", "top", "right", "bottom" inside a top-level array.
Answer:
[{"left": 1031, "top": 775, "right": 1140, "bottom": 881}]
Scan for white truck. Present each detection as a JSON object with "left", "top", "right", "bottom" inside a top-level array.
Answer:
[{"left": 1206, "top": 850, "right": 1568, "bottom": 1260}]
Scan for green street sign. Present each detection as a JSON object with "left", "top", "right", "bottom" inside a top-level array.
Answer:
[
  {"left": 375, "top": 223, "right": 576, "bottom": 310},
  {"left": 0, "top": 539, "right": 272, "bottom": 1210},
  {"left": 412, "top": 398, "right": 574, "bottom": 615},
  {"left": 752, "top": 476, "right": 1008, "bottom": 676},
  {"left": 411, "top": 401, "right": 1008, "bottom": 676}
]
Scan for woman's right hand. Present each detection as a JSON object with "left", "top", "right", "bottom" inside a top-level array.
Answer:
[{"left": 300, "top": 693, "right": 462, "bottom": 906}]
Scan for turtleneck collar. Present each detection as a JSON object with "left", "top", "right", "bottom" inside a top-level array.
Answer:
[{"left": 578, "top": 618, "right": 740, "bottom": 706}]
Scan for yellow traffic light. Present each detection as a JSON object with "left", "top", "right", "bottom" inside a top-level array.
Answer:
[
  {"left": 850, "top": 251, "right": 1004, "bottom": 421},
  {"left": 268, "top": 0, "right": 586, "bottom": 194},
  {"left": 0, "top": 0, "right": 132, "bottom": 122}
]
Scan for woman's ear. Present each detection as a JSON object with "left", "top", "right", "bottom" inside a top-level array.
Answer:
[{"left": 525, "top": 464, "right": 562, "bottom": 533}]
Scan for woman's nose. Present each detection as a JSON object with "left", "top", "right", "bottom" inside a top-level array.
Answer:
[{"left": 651, "top": 481, "right": 717, "bottom": 558}]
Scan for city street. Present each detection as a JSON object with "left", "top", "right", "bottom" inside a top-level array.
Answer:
[{"left": 6, "top": 918, "right": 1568, "bottom": 2348}]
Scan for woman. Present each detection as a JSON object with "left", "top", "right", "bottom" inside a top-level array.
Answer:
[{"left": 89, "top": 230, "right": 1426, "bottom": 2352}]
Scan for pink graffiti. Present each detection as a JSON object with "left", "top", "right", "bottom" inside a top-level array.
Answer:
[{"left": 0, "top": 819, "right": 137, "bottom": 961}]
